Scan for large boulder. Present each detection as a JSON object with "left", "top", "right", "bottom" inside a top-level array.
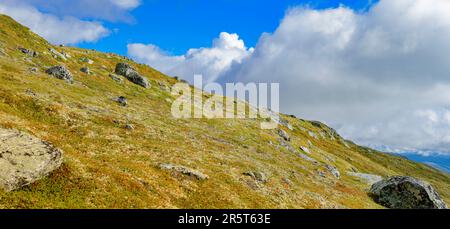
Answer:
[
  {"left": 369, "top": 176, "right": 448, "bottom": 209},
  {"left": 45, "top": 66, "right": 73, "bottom": 83},
  {"left": 0, "top": 128, "right": 63, "bottom": 191},
  {"left": 115, "top": 63, "right": 150, "bottom": 88}
]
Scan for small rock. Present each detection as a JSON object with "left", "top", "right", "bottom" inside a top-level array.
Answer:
[
  {"left": 115, "top": 63, "right": 150, "bottom": 88},
  {"left": 124, "top": 124, "right": 134, "bottom": 130},
  {"left": 80, "top": 57, "right": 94, "bottom": 64},
  {"left": 243, "top": 171, "right": 268, "bottom": 183},
  {"left": 300, "top": 146, "right": 311, "bottom": 154},
  {"left": 18, "top": 47, "right": 38, "bottom": 57},
  {"left": 318, "top": 171, "right": 326, "bottom": 178},
  {"left": 109, "top": 73, "right": 123, "bottom": 83},
  {"left": 48, "top": 48, "right": 67, "bottom": 61},
  {"left": 116, "top": 96, "right": 128, "bottom": 106},
  {"left": 277, "top": 129, "right": 290, "bottom": 141},
  {"left": 369, "top": 176, "right": 448, "bottom": 209},
  {"left": 80, "top": 67, "right": 90, "bottom": 74},
  {"left": 45, "top": 66, "right": 73, "bottom": 83},
  {"left": 29, "top": 67, "right": 38, "bottom": 73},
  {"left": 159, "top": 163, "right": 209, "bottom": 180},
  {"left": 324, "top": 164, "right": 340, "bottom": 179},
  {"left": 0, "top": 128, "right": 63, "bottom": 191},
  {"left": 158, "top": 82, "right": 169, "bottom": 91}
]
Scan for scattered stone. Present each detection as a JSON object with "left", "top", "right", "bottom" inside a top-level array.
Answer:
[
  {"left": 0, "top": 128, "right": 63, "bottom": 191},
  {"left": 115, "top": 63, "right": 150, "bottom": 88},
  {"left": 299, "top": 153, "right": 318, "bottom": 164},
  {"left": 318, "top": 171, "right": 326, "bottom": 178},
  {"left": 124, "top": 124, "right": 134, "bottom": 130},
  {"left": 369, "top": 176, "right": 448, "bottom": 209},
  {"left": 347, "top": 172, "right": 382, "bottom": 185},
  {"left": 116, "top": 96, "right": 128, "bottom": 106},
  {"left": 324, "top": 164, "right": 340, "bottom": 179},
  {"left": 159, "top": 163, "right": 209, "bottom": 180},
  {"left": 300, "top": 146, "right": 311, "bottom": 154},
  {"left": 243, "top": 171, "right": 268, "bottom": 183},
  {"left": 109, "top": 73, "right": 123, "bottom": 83},
  {"left": 158, "top": 81, "right": 169, "bottom": 91},
  {"left": 45, "top": 66, "right": 73, "bottom": 83},
  {"left": 61, "top": 51, "right": 71, "bottom": 59},
  {"left": 18, "top": 47, "right": 38, "bottom": 57},
  {"left": 277, "top": 129, "right": 290, "bottom": 141},
  {"left": 80, "top": 57, "right": 94, "bottom": 64},
  {"left": 48, "top": 48, "right": 67, "bottom": 61},
  {"left": 280, "top": 140, "right": 296, "bottom": 153},
  {"left": 29, "top": 67, "right": 38, "bottom": 73},
  {"left": 80, "top": 67, "right": 90, "bottom": 74}
]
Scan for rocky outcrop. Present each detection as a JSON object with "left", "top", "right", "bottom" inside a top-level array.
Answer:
[
  {"left": 369, "top": 176, "right": 448, "bottom": 209},
  {"left": 0, "top": 128, "right": 63, "bottom": 192},
  {"left": 115, "top": 63, "right": 150, "bottom": 88},
  {"left": 45, "top": 66, "right": 73, "bottom": 83},
  {"left": 159, "top": 163, "right": 209, "bottom": 180}
]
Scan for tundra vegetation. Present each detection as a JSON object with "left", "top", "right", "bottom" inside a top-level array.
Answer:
[{"left": 0, "top": 15, "right": 448, "bottom": 209}]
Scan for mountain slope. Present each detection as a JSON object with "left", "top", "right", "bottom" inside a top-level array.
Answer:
[{"left": 0, "top": 14, "right": 448, "bottom": 209}]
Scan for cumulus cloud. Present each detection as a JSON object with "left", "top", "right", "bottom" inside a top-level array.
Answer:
[
  {"left": 4, "top": 0, "right": 141, "bottom": 22},
  {"left": 215, "top": 0, "right": 450, "bottom": 155},
  {"left": 128, "top": 32, "right": 254, "bottom": 83},
  {"left": 0, "top": 1, "right": 110, "bottom": 44}
]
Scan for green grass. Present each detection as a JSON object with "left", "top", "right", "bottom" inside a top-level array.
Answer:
[{"left": 0, "top": 14, "right": 448, "bottom": 209}]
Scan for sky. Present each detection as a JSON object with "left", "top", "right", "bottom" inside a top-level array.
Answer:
[{"left": 2, "top": 0, "right": 450, "bottom": 164}]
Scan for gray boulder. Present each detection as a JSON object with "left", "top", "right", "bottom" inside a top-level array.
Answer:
[
  {"left": 45, "top": 66, "right": 73, "bottom": 83},
  {"left": 0, "top": 128, "right": 63, "bottom": 191},
  {"left": 115, "top": 63, "right": 150, "bottom": 88},
  {"left": 369, "top": 176, "right": 448, "bottom": 209}
]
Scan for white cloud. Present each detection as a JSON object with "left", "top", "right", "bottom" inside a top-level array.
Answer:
[
  {"left": 215, "top": 0, "right": 450, "bottom": 155},
  {"left": 128, "top": 32, "right": 254, "bottom": 83},
  {"left": 4, "top": 0, "right": 141, "bottom": 22},
  {"left": 109, "top": 0, "right": 140, "bottom": 9},
  {"left": 0, "top": 1, "right": 110, "bottom": 44}
]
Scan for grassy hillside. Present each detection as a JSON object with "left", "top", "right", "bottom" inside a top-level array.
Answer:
[{"left": 0, "top": 14, "right": 448, "bottom": 209}]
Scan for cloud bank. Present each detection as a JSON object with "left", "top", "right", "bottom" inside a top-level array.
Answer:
[
  {"left": 223, "top": 0, "right": 450, "bottom": 155},
  {"left": 128, "top": 32, "right": 254, "bottom": 83}
]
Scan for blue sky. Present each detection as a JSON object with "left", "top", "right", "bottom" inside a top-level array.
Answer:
[{"left": 78, "top": 0, "right": 376, "bottom": 55}]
